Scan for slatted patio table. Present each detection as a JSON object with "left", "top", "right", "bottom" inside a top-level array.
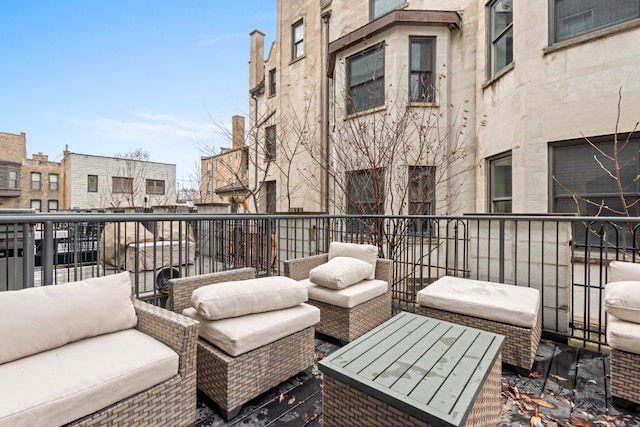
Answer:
[{"left": 318, "top": 312, "right": 505, "bottom": 427}]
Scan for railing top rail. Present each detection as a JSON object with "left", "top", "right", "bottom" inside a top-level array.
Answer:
[{"left": 0, "top": 212, "right": 639, "bottom": 225}]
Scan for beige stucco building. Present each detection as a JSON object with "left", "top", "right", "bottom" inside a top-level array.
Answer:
[
  {"left": 61, "top": 151, "right": 177, "bottom": 211},
  {"left": 249, "top": 0, "right": 640, "bottom": 217}
]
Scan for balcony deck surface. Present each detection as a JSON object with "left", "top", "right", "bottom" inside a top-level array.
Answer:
[{"left": 193, "top": 334, "right": 640, "bottom": 427}]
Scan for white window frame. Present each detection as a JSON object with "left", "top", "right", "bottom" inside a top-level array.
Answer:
[
  {"left": 31, "top": 172, "right": 41, "bottom": 190},
  {"left": 49, "top": 173, "right": 58, "bottom": 191},
  {"left": 292, "top": 20, "right": 304, "bottom": 61},
  {"left": 488, "top": 153, "right": 512, "bottom": 213},
  {"left": 487, "top": 0, "right": 513, "bottom": 79},
  {"left": 409, "top": 37, "right": 436, "bottom": 103}
]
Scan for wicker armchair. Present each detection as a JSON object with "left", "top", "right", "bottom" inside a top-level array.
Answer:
[
  {"left": 68, "top": 300, "right": 200, "bottom": 427},
  {"left": 168, "top": 268, "right": 317, "bottom": 420},
  {"left": 284, "top": 253, "right": 393, "bottom": 343}
]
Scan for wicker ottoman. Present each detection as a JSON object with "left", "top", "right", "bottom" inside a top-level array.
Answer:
[
  {"left": 416, "top": 276, "right": 541, "bottom": 372},
  {"left": 319, "top": 312, "right": 504, "bottom": 427}
]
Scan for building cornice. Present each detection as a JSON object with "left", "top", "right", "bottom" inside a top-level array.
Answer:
[{"left": 328, "top": 9, "right": 462, "bottom": 76}]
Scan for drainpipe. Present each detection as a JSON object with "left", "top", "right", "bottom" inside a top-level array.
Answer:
[
  {"left": 250, "top": 92, "right": 259, "bottom": 200},
  {"left": 321, "top": 10, "right": 332, "bottom": 214}
]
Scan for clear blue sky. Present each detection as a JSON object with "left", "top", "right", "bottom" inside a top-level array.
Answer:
[{"left": 0, "top": 1, "right": 276, "bottom": 190}]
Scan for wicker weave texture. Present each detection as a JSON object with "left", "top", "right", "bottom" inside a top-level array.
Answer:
[
  {"left": 415, "top": 305, "right": 541, "bottom": 371},
  {"left": 308, "top": 291, "right": 392, "bottom": 342},
  {"left": 322, "top": 353, "right": 501, "bottom": 427},
  {"left": 284, "top": 255, "right": 393, "bottom": 342},
  {"left": 197, "top": 327, "right": 315, "bottom": 419},
  {"left": 610, "top": 349, "right": 640, "bottom": 404},
  {"left": 66, "top": 300, "right": 200, "bottom": 427}
]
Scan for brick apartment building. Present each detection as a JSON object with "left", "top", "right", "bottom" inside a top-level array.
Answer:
[
  {"left": 0, "top": 132, "right": 177, "bottom": 211},
  {"left": 0, "top": 132, "right": 62, "bottom": 212}
]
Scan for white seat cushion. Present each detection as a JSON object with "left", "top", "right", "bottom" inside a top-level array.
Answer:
[
  {"left": 0, "top": 329, "right": 178, "bottom": 427},
  {"left": 0, "top": 272, "right": 137, "bottom": 365},
  {"left": 300, "top": 278, "right": 388, "bottom": 309},
  {"left": 309, "top": 257, "right": 375, "bottom": 289},
  {"left": 607, "top": 314, "right": 640, "bottom": 354},
  {"left": 416, "top": 276, "right": 541, "bottom": 329},
  {"left": 605, "top": 281, "right": 640, "bottom": 324},
  {"left": 183, "top": 303, "right": 320, "bottom": 357},
  {"left": 191, "top": 276, "right": 308, "bottom": 320}
]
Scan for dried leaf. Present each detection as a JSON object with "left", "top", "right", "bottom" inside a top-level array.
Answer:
[
  {"left": 529, "top": 371, "right": 541, "bottom": 379},
  {"left": 279, "top": 393, "right": 285, "bottom": 402},
  {"left": 520, "top": 394, "right": 556, "bottom": 409},
  {"left": 571, "top": 416, "right": 592, "bottom": 427},
  {"left": 288, "top": 396, "right": 296, "bottom": 405},
  {"left": 550, "top": 374, "right": 568, "bottom": 383},
  {"left": 302, "top": 412, "right": 309, "bottom": 421},
  {"left": 530, "top": 406, "right": 542, "bottom": 427}
]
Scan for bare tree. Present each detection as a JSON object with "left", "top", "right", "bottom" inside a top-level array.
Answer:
[
  {"left": 297, "top": 62, "right": 475, "bottom": 263},
  {"left": 553, "top": 88, "right": 640, "bottom": 248}
]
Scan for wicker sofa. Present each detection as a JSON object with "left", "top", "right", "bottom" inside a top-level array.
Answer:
[
  {"left": 169, "top": 267, "right": 319, "bottom": 420},
  {"left": 604, "top": 261, "right": 640, "bottom": 407},
  {"left": 284, "top": 242, "right": 393, "bottom": 343},
  {"left": 0, "top": 272, "right": 200, "bottom": 427}
]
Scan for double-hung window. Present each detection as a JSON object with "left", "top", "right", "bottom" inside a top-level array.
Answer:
[
  {"left": 8, "top": 170, "right": 18, "bottom": 189},
  {"left": 346, "top": 168, "right": 385, "bottom": 233},
  {"left": 551, "top": 0, "right": 640, "bottom": 44},
  {"left": 49, "top": 173, "right": 58, "bottom": 191},
  {"left": 265, "top": 125, "right": 276, "bottom": 160},
  {"left": 292, "top": 20, "right": 304, "bottom": 60},
  {"left": 370, "top": 0, "right": 405, "bottom": 20},
  {"left": 264, "top": 180, "right": 277, "bottom": 213},
  {"left": 31, "top": 172, "right": 41, "bottom": 190},
  {"left": 347, "top": 44, "right": 385, "bottom": 114},
  {"left": 409, "top": 37, "right": 436, "bottom": 103},
  {"left": 408, "top": 166, "right": 436, "bottom": 234},
  {"left": 488, "top": 0, "right": 513, "bottom": 78},
  {"left": 268, "top": 68, "right": 276, "bottom": 96},
  {"left": 489, "top": 153, "right": 512, "bottom": 213},
  {"left": 87, "top": 175, "right": 98, "bottom": 192},
  {"left": 552, "top": 135, "right": 640, "bottom": 246}
]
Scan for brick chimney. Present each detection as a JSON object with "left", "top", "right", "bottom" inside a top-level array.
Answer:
[
  {"left": 249, "top": 30, "right": 265, "bottom": 92},
  {"left": 232, "top": 115, "right": 245, "bottom": 150}
]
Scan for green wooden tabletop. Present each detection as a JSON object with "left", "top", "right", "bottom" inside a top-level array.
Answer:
[{"left": 318, "top": 312, "right": 504, "bottom": 426}]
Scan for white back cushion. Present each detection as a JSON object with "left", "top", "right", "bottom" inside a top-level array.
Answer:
[
  {"left": 0, "top": 272, "right": 137, "bottom": 365},
  {"left": 309, "top": 257, "right": 374, "bottom": 289},
  {"left": 328, "top": 242, "right": 378, "bottom": 279},
  {"left": 191, "top": 276, "right": 308, "bottom": 320},
  {"left": 605, "top": 281, "right": 640, "bottom": 324},
  {"left": 609, "top": 261, "right": 640, "bottom": 283}
]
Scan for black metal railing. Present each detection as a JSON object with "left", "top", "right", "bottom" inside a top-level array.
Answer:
[{"left": 1, "top": 212, "right": 639, "bottom": 351}]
